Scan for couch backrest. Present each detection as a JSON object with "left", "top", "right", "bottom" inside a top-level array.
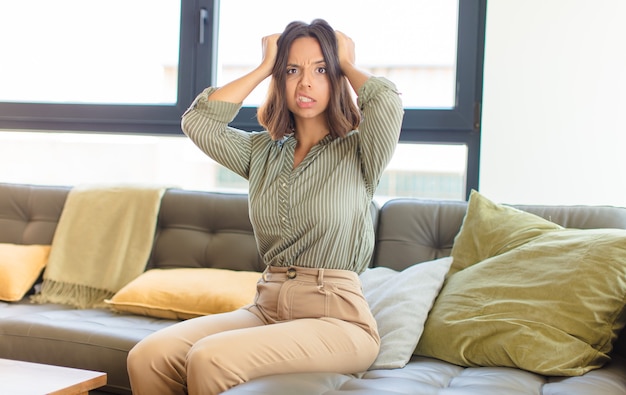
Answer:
[
  {"left": 0, "top": 184, "right": 265, "bottom": 272},
  {"left": 146, "top": 189, "right": 265, "bottom": 272},
  {"left": 4, "top": 182, "right": 626, "bottom": 273},
  {"left": 147, "top": 189, "right": 379, "bottom": 272},
  {"left": 373, "top": 198, "right": 467, "bottom": 270},
  {"left": 0, "top": 184, "right": 378, "bottom": 273},
  {"left": 373, "top": 197, "right": 626, "bottom": 271},
  {"left": 0, "top": 183, "right": 69, "bottom": 245}
]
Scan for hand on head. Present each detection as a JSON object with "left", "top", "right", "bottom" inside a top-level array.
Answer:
[
  {"left": 261, "top": 33, "right": 281, "bottom": 77},
  {"left": 335, "top": 31, "right": 356, "bottom": 74},
  {"left": 261, "top": 30, "right": 356, "bottom": 77}
]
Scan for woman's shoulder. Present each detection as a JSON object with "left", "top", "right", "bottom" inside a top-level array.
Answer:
[
  {"left": 249, "top": 130, "right": 281, "bottom": 149},
  {"left": 250, "top": 130, "right": 272, "bottom": 141},
  {"left": 358, "top": 77, "right": 401, "bottom": 101}
]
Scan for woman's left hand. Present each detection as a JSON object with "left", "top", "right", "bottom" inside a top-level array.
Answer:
[
  {"left": 336, "top": 31, "right": 356, "bottom": 73},
  {"left": 335, "top": 30, "right": 370, "bottom": 92}
]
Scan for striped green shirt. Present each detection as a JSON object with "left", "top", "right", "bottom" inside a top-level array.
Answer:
[{"left": 182, "top": 77, "right": 403, "bottom": 273}]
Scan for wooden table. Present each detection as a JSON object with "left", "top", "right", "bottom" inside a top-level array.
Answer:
[{"left": 0, "top": 358, "right": 107, "bottom": 395}]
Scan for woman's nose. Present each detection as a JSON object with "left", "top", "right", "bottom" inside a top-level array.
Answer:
[{"left": 299, "top": 73, "right": 312, "bottom": 88}]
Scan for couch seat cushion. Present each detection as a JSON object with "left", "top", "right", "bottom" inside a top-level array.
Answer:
[
  {"left": 0, "top": 307, "right": 176, "bottom": 394},
  {"left": 220, "top": 355, "right": 626, "bottom": 395},
  {"left": 0, "top": 299, "right": 73, "bottom": 319}
]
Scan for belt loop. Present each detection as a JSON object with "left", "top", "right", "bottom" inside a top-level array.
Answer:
[
  {"left": 262, "top": 266, "right": 270, "bottom": 282},
  {"left": 317, "top": 268, "right": 325, "bottom": 288}
]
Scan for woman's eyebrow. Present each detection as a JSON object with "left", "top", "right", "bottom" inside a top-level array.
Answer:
[{"left": 286, "top": 60, "right": 326, "bottom": 67}]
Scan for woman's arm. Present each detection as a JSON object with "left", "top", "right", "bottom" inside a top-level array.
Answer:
[
  {"left": 336, "top": 32, "right": 404, "bottom": 194},
  {"left": 181, "top": 34, "right": 280, "bottom": 179},
  {"left": 208, "top": 34, "right": 280, "bottom": 103}
]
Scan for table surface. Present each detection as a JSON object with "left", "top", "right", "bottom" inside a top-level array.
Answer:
[{"left": 0, "top": 358, "right": 107, "bottom": 395}]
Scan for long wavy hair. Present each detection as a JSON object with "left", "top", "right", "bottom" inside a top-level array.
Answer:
[{"left": 257, "top": 19, "right": 361, "bottom": 141}]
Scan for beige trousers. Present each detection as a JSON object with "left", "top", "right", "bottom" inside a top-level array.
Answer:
[{"left": 127, "top": 266, "right": 380, "bottom": 395}]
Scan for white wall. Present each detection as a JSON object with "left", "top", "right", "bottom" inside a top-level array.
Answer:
[{"left": 480, "top": 0, "right": 626, "bottom": 206}]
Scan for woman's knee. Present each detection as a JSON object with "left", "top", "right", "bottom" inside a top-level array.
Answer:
[
  {"left": 128, "top": 331, "right": 187, "bottom": 375},
  {"left": 186, "top": 336, "right": 228, "bottom": 370},
  {"left": 186, "top": 337, "right": 244, "bottom": 394},
  {"left": 127, "top": 337, "right": 151, "bottom": 369}
]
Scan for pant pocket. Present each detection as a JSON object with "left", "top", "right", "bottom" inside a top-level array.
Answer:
[
  {"left": 277, "top": 281, "right": 328, "bottom": 321},
  {"left": 325, "top": 282, "right": 379, "bottom": 339}
]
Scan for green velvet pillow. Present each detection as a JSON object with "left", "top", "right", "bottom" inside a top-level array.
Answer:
[
  {"left": 448, "top": 190, "right": 562, "bottom": 276},
  {"left": 415, "top": 191, "right": 626, "bottom": 376}
]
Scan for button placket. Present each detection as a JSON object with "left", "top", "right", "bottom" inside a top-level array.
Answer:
[{"left": 277, "top": 142, "right": 293, "bottom": 236}]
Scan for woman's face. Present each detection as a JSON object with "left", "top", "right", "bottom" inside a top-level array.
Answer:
[{"left": 285, "top": 37, "right": 331, "bottom": 126}]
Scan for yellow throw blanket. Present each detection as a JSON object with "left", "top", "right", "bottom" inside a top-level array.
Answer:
[{"left": 31, "top": 184, "right": 167, "bottom": 308}]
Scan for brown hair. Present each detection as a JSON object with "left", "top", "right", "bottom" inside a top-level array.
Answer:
[{"left": 257, "top": 19, "right": 361, "bottom": 141}]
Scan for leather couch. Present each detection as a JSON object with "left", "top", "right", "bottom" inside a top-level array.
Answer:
[{"left": 1, "top": 182, "right": 626, "bottom": 395}]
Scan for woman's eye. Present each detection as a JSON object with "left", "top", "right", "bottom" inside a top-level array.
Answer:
[
  {"left": 317, "top": 67, "right": 327, "bottom": 74},
  {"left": 286, "top": 68, "right": 297, "bottom": 75}
]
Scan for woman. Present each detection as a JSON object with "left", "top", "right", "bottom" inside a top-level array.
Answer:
[{"left": 127, "top": 19, "right": 403, "bottom": 395}]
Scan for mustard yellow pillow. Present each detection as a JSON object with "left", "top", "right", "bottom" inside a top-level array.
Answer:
[
  {"left": 415, "top": 191, "right": 626, "bottom": 376},
  {"left": 0, "top": 243, "right": 51, "bottom": 302},
  {"left": 449, "top": 189, "right": 562, "bottom": 275},
  {"left": 105, "top": 268, "right": 261, "bottom": 320}
]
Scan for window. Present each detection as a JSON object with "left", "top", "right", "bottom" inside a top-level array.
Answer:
[
  {"left": 217, "top": 0, "right": 459, "bottom": 109},
  {"left": 0, "top": 0, "right": 206, "bottom": 134},
  {"left": 0, "top": 1, "right": 181, "bottom": 105},
  {"left": 0, "top": 0, "right": 485, "bottom": 200},
  {"left": 219, "top": 0, "right": 485, "bottom": 200}
]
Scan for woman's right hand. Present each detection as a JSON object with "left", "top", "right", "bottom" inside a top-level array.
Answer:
[
  {"left": 335, "top": 31, "right": 356, "bottom": 73},
  {"left": 335, "top": 30, "right": 371, "bottom": 93},
  {"left": 206, "top": 33, "right": 280, "bottom": 103},
  {"left": 260, "top": 33, "right": 281, "bottom": 77}
]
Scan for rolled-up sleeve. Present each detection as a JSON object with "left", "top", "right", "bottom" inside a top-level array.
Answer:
[
  {"left": 356, "top": 77, "right": 404, "bottom": 193},
  {"left": 181, "top": 87, "right": 252, "bottom": 179}
]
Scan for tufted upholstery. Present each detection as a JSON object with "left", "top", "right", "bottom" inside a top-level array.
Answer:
[
  {"left": 374, "top": 198, "right": 626, "bottom": 272},
  {"left": 146, "top": 189, "right": 265, "bottom": 272},
  {"left": 374, "top": 198, "right": 467, "bottom": 270},
  {"left": 222, "top": 355, "right": 626, "bottom": 395},
  {"left": 0, "top": 183, "right": 69, "bottom": 245},
  {"left": 2, "top": 182, "right": 626, "bottom": 395},
  {"left": 0, "top": 306, "right": 175, "bottom": 393}
]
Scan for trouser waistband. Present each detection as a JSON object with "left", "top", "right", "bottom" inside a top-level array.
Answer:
[{"left": 262, "top": 265, "right": 359, "bottom": 285}]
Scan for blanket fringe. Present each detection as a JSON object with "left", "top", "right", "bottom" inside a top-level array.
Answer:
[{"left": 30, "top": 279, "right": 115, "bottom": 309}]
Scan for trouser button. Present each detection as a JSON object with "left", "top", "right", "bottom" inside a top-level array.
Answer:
[{"left": 286, "top": 267, "right": 297, "bottom": 279}]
